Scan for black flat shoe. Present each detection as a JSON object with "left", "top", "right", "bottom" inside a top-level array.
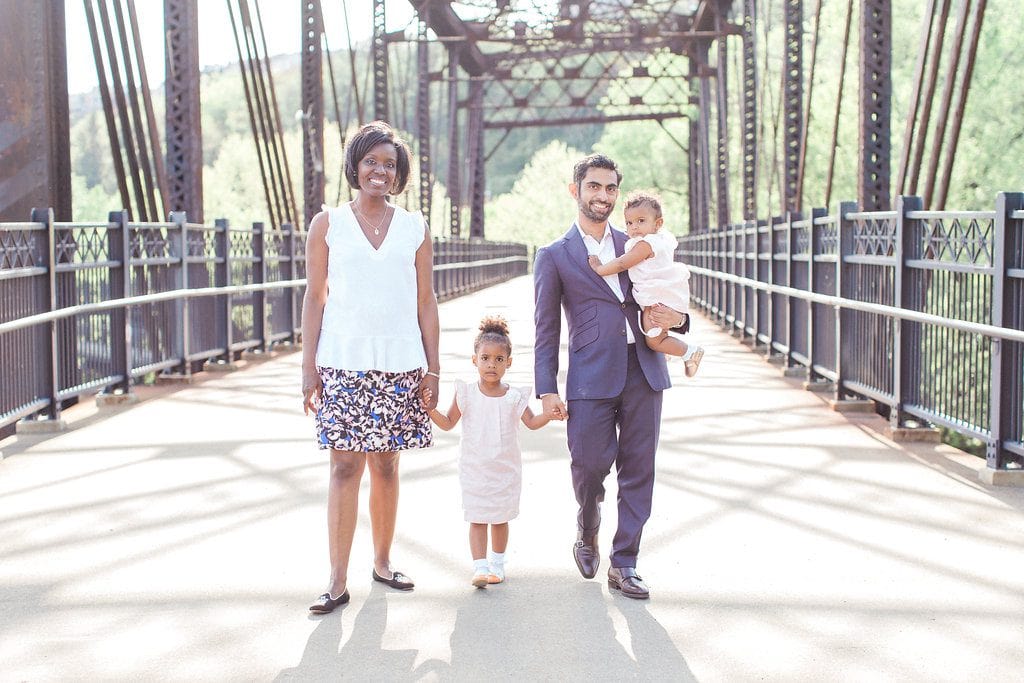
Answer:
[
  {"left": 309, "top": 590, "right": 350, "bottom": 613},
  {"left": 372, "top": 568, "right": 415, "bottom": 590}
]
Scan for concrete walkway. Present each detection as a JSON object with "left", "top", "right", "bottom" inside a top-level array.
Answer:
[{"left": 2, "top": 275, "right": 1023, "bottom": 682}]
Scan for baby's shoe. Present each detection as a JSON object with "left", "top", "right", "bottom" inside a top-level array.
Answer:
[{"left": 683, "top": 346, "right": 704, "bottom": 378}]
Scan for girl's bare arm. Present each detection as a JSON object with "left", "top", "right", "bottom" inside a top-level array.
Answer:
[
  {"left": 428, "top": 394, "right": 462, "bottom": 431},
  {"left": 521, "top": 405, "right": 554, "bottom": 430},
  {"left": 588, "top": 240, "right": 654, "bottom": 275}
]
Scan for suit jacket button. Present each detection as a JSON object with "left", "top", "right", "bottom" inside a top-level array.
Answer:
[{"left": 620, "top": 303, "right": 626, "bottom": 309}]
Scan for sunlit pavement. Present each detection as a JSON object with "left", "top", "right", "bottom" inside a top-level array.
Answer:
[{"left": 2, "top": 275, "right": 1024, "bottom": 681}]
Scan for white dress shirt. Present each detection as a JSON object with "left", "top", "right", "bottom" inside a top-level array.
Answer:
[{"left": 577, "top": 223, "right": 636, "bottom": 344}]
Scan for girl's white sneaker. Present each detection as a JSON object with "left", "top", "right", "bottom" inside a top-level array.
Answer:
[{"left": 471, "top": 571, "right": 489, "bottom": 589}]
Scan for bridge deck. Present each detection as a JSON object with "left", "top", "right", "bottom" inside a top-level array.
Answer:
[{"left": 2, "top": 276, "right": 1023, "bottom": 681}]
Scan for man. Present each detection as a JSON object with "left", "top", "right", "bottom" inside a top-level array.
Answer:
[{"left": 533, "top": 153, "right": 688, "bottom": 600}]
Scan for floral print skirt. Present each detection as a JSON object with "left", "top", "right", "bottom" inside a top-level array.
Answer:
[{"left": 315, "top": 366, "right": 433, "bottom": 452}]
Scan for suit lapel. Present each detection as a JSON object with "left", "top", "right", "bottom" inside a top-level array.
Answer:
[{"left": 563, "top": 225, "right": 621, "bottom": 301}]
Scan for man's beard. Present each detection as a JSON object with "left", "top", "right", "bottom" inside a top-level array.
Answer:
[{"left": 579, "top": 198, "right": 613, "bottom": 223}]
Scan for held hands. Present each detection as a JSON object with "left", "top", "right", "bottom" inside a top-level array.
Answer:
[
  {"left": 419, "top": 374, "right": 439, "bottom": 411},
  {"left": 541, "top": 393, "right": 569, "bottom": 421},
  {"left": 302, "top": 368, "right": 323, "bottom": 415}
]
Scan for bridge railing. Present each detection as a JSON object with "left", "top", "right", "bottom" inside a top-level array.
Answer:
[
  {"left": 0, "top": 209, "right": 528, "bottom": 433},
  {"left": 679, "top": 193, "right": 1024, "bottom": 473}
]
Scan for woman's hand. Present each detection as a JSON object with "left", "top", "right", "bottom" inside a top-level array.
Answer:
[
  {"left": 419, "top": 374, "right": 439, "bottom": 411},
  {"left": 302, "top": 368, "right": 323, "bottom": 415}
]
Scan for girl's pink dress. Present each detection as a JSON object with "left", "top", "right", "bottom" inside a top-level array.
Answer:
[{"left": 453, "top": 379, "right": 531, "bottom": 523}]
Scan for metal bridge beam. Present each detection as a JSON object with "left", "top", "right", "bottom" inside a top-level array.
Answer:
[
  {"left": 859, "top": 0, "right": 892, "bottom": 211},
  {"left": 301, "top": 0, "right": 324, "bottom": 230},
  {"left": 0, "top": 0, "right": 71, "bottom": 221},
  {"left": 165, "top": 0, "right": 203, "bottom": 222},
  {"left": 782, "top": 0, "right": 803, "bottom": 214},
  {"left": 373, "top": 0, "right": 388, "bottom": 122},
  {"left": 416, "top": 9, "right": 432, "bottom": 224}
]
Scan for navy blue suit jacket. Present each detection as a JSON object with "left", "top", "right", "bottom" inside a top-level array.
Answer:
[{"left": 534, "top": 224, "right": 674, "bottom": 401}]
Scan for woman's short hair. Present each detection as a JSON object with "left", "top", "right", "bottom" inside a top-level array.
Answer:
[{"left": 344, "top": 121, "right": 411, "bottom": 194}]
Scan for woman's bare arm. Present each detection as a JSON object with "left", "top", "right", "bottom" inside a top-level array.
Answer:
[
  {"left": 301, "top": 212, "right": 330, "bottom": 415},
  {"left": 415, "top": 223, "right": 440, "bottom": 410}
]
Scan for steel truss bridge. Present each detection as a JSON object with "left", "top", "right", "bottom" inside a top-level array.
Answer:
[{"left": 1, "top": 0, "right": 1022, "bottom": 482}]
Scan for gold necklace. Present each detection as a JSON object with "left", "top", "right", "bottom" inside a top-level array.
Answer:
[{"left": 351, "top": 202, "right": 391, "bottom": 236}]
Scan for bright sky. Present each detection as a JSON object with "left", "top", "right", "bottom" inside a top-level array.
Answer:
[{"left": 64, "top": 0, "right": 416, "bottom": 94}]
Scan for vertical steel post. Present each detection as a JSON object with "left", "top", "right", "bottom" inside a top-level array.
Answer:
[
  {"left": 834, "top": 201, "right": 858, "bottom": 400},
  {"left": 782, "top": 0, "right": 804, "bottom": 213},
  {"left": 253, "top": 222, "right": 267, "bottom": 352},
  {"left": 467, "top": 79, "right": 486, "bottom": 239},
  {"left": 301, "top": 0, "right": 324, "bottom": 230},
  {"left": 108, "top": 209, "right": 133, "bottom": 392},
  {"left": 988, "top": 192, "right": 1023, "bottom": 470},
  {"left": 164, "top": 0, "right": 203, "bottom": 222},
  {"left": 741, "top": 0, "right": 758, "bottom": 221},
  {"left": 30, "top": 208, "right": 61, "bottom": 420},
  {"left": 859, "top": 0, "right": 892, "bottom": 211},
  {"left": 284, "top": 224, "right": 298, "bottom": 342},
  {"left": 417, "top": 10, "right": 432, "bottom": 223},
  {"left": 714, "top": 2, "right": 731, "bottom": 227},
  {"left": 785, "top": 211, "right": 796, "bottom": 367},
  {"left": 447, "top": 47, "right": 462, "bottom": 238},
  {"left": 171, "top": 211, "right": 191, "bottom": 376},
  {"left": 891, "top": 195, "right": 922, "bottom": 429},
  {"left": 372, "top": 0, "right": 388, "bottom": 122},
  {"left": 216, "top": 218, "right": 232, "bottom": 363},
  {"left": 807, "top": 206, "right": 827, "bottom": 381}
]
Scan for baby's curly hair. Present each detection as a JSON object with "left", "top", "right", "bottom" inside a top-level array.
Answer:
[
  {"left": 474, "top": 315, "right": 512, "bottom": 355},
  {"left": 624, "top": 190, "right": 663, "bottom": 218}
]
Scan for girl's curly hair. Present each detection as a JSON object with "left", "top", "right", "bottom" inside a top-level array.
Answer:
[{"left": 474, "top": 315, "right": 512, "bottom": 354}]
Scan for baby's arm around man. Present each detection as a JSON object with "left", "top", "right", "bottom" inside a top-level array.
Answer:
[{"left": 588, "top": 240, "right": 653, "bottom": 276}]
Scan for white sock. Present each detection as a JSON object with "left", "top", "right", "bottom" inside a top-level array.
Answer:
[
  {"left": 488, "top": 551, "right": 505, "bottom": 569},
  {"left": 473, "top": 558, "right": 489, "bottom": 574},
  {"left": 681, "top": 345, "right": 696, "bottom": 361}
]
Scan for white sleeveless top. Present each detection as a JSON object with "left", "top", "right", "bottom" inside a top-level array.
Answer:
[{"left": 315, "top": 203, "right": 428, "bottom": 372}]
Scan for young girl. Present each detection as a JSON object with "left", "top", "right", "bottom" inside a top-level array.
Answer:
[
  {"left": 426, "top": 316, "right": 555, "bottom": 588},
  {"left": 589, "top": 190, "right": 704, "bottom": 377}
]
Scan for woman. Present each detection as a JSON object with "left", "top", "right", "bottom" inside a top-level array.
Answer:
[{"left": 301, "top": 121, "right": 440, "bottom": 613}]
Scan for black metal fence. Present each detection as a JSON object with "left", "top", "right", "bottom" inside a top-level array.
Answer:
[
  {"left": 0, "top": 209, "right": 529, "bottom": 434},
  {"left": 679, "top": 193, "right": 1024, "bottom": 473}
]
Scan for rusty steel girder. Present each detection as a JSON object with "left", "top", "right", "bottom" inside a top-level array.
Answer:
[
  {"left": 0, "top": 0, "right": 71, "bottom": 222},
  {"left": 301, "top": 0, "right": 325, "bottom": 230},
  {"left": 165, "top": 0, "right": 203, "bottom": 223},
  {"left": 859, "top": 0, "right": 891, "bottom": 211}
]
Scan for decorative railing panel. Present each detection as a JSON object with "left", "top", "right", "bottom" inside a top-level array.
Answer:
[
  {"left": 679, "top": 194, "right": 1024, "bottom": 473},
  {"left": 1, "top": 210, "right": 527, "bottom": 437}
]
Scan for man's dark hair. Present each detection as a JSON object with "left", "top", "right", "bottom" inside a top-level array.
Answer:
[
  {"left": 572, "top": 153, "right": 622, "bottom": 188},
  {"left": 344, "top": 121, "right": 411, "bottom": 194}
]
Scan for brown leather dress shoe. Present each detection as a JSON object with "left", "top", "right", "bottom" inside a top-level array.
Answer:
[
  {"left": 573, "top": 533, "right": 600, "bottom": 579},
  {"left": 607, "top": 567, "right": 650, "bottom": 599}
]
